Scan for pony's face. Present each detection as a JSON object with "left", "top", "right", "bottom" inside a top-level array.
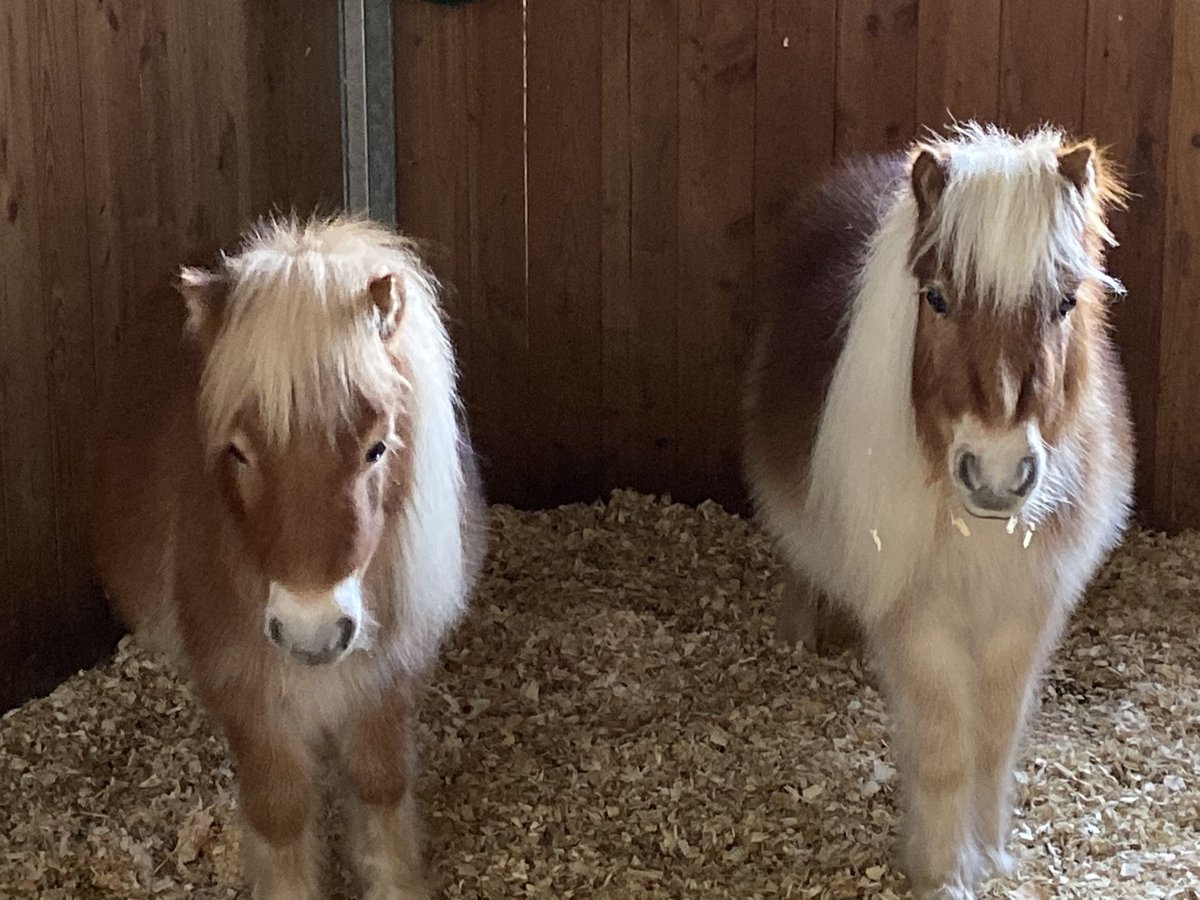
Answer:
[
  {"left": 218, "top": 399, "right": 409, "bottom": 665},
  {"left": 906, "top": 141, "right": 1110, "bottom": 521},
  {"left": 182, "top": 267, "right": 410, "bottom": 665}
]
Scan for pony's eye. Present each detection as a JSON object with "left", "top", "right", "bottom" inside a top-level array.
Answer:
[
  {"left": 923, "top": 285, "right": 948, "bottom": 315},
  {"left": 227, "top": 444, "right": 249, "bottom": 465},
  {"left": 365, "top": 441, "right": 388, "bottom": 464},
  {"left": 1058, "top": 293, "right": 1077, "bottom": 318}
]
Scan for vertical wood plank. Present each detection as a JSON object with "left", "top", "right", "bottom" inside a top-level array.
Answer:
[
  {"left": 601, "top": 0, "right": 681, "bottom": 497},
  {"left": 755, "top": 0, "right": 837, "bottom": 330},
  {"left": 676, "top": 0, "right": 757, "bottom": 507},
  {"left": 600, "top": 0, "right": 635, "bottom": 492},
  {"left": 0, "top": 1, "right": 62, "bottom": 681},
  {"left": 78, "top": 0, "right": 182, "bottom": 395},
  {"left": 245, "top": 0, "right": 344, "bottom": 220},
  {"left": 916, "top": 0, "right": 1001, "bottom": 128},
  {"left": 526, "top": 0, "right": 604, "bottom": 506},
  {"left": 1158, "top": 0, "right": 1200, "bottom": 530},
  {"left": 35, "top": 0, "right": 97, "bottom": 612},
  {"left": 393, "top": 1, "right": 473, "bottom": 401},
  {"left": 999, "top": 0, "right": 1088, "bottom": 134},
  {"left": 629, "top": 0, "right": 681, "bottom": 495},
  {"left": 165, "top": 1, "right": 255, "bottom": 257},
  {"left": 835, "top": 0, "right": 919, "bottom": 156},
  {"left": 1083, "top": 0, "right": 1173, "bottom": 522},
  {"left": 464, "top": 0, "right": 529, "bottom": 505}
]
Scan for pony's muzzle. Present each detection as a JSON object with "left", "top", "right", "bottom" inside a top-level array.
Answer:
[
  {"left": 953, "top": 444, "right": 1041, "bottom": 519},
  {"left": 265, "top": 577, "right": 363, "bottom": 666}
]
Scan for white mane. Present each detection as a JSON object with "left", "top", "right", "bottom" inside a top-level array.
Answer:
[
  {"left": 916, "top": 121, "right": 1122, "bottom": 311},
  {"left": 198, "top": 217, "right": 438, "bottom": 449}
]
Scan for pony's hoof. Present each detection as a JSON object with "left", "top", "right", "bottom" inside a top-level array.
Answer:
[
  {"left": 983, "top": 844, "right": 1015, "bottom": 878},
  {"left": 912, "top": 879, "right": 976, "bottom": 900}
]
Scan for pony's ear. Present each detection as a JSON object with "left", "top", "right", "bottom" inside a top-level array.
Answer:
[
  {"left": 1057, "top": 143, "right": 1094, "bottom": 193},
  {"left": 911, "top": 149, "right": 949, "bottom": 220},
  {"left": 369, "top": 273, "right": 406, "bottom": 341},
  {"left": 178, "top": 266, "right": 227, "bottom": 346}
]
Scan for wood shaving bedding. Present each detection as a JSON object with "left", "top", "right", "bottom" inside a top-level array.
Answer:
[{"left": 1, "top": 490, "right": 1198, "bottom": 898}]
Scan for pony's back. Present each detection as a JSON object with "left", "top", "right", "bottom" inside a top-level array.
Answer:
[
  {"left": 744, "top": 153, "right": 906, "bottom": 500},
  {"left": 87, "top": 278, "right": 206, "bottom": 656}
]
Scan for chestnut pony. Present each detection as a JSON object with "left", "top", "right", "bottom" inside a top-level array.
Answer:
[
  {"left": 744, "top": 123, "right": 1133, "bottom": 897},
  {"left": 89, "top": 217, "right": 486, "bottom": 899}
]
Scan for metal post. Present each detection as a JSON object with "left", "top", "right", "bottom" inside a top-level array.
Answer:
[{"left": 339, "top": 0, "right": 395, "bottom": 224}]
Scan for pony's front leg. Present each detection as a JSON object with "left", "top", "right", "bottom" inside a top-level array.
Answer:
[
  {"left": 225, "top": 714, "right": 321, "bottom": 900},
  {"left": 872, "top": 607, "right": 980, "bottom": 899},
  {"left": 973, "top": 603, "right": 1061, "bottom": 876},
  {"left": 340, "top": 684, "right": 430, "bottom": 900}
]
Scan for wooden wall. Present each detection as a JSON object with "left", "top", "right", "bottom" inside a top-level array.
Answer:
[
  {"left": 0, "top": 0, "right": 343, "bottom": 711},
  {"left": 394, "top": 0, "right": 1200, "bottom": 531}
]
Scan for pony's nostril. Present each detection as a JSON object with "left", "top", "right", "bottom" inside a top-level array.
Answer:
[
  {"left": 334, "top": 615, "right": 355, "bottom": 652},
  {"left": 957, "top": 452, "right": 981, "bottom": 492},
  {"left": 1013, "top": 456, "right": 1038, "bottom": 496},
  {"left": 267, "top": 617, "right": 284, "bottom": 646}
]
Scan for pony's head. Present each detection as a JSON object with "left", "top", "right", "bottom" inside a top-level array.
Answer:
[
  {"left": 179, "top": 218, "right": 436, "bottom": 665},
  {"left": 905, "top": 123, "right": 1125, "bottom": 521}
]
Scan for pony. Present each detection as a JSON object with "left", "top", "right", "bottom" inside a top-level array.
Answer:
[
  {"left": 742, "top": 123, "right": 1133, "bottom": 898},
  {"left": 88, "top": 217, "right": 486, "bottom": 900}
]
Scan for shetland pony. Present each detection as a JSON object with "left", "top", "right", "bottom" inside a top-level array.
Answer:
[
  {"left": 89, "top": 217, "right": 486, "bottom": 899},
  {"left": 743, "top": 123, "right": 1133, "bottom": 898}
]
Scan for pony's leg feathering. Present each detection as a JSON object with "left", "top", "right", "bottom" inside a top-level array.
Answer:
[
  {"left": 225, "top": 713, "right": 323, "bottom": 900},
  {"left": 972, "top": 599, "right": 1063, "bottom": 876},
  {"left": 872, "top": 605, "right": 982, "bottom": 899},
  {"left": 339, "top": 685, "right": 430, "bottom": 900}
]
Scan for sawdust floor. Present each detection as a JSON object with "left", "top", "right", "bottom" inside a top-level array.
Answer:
[{"left": 2, "top": 491, "right": 1199, "bottom": 899}]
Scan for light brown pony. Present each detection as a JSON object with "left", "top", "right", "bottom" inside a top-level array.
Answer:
[
  {"left": 744, "top": 123, "right": 1133, "bottom": 898},
  {"left": 89, "top": 217, "right": 486, "bottom": 899}
]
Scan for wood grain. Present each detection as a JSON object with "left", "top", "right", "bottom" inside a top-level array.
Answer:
[
  {"left": 464, "top": 0, "right": 529, "bottom": 505},
  {"left": 245, "top": 0, "right": 344, "bottom": 221},
  {"left": 77, "top": 0, "right": 178, "bottom": 396},
  {"left": 599, "top": 0, "right": 681, "bottom": 497},
  {"left": 600, "top": 0, "right": 636, "bottom": 493},
  {"left": 676, "top": 0, "right": 757, "bottom": 507},
  {"left": 835, "top": 0, "right": 920, "bottom": 155},
  {"left": 33, "top": 0, "right": 97, "bottom": 618},
  {"left": 1, "top": 1, "right": 63, "bottom": 701},
  {"left": 525, "top": 0, "right": 605, "bottom": 507},
  {"left": 1083, "top": 0, "right": 1173, "bottom": 523},
  {"left": 916, "top": 0, "right": 1001, "bottom": 128},
  {"left": 1158, "top": 0, "right": 1200, "bottom": 530},
  {"left": 999, "top": 0, "right": 1088, "bottom": 133},
  {"left": 755, "top": 0, "right": 837, "bottom": 325},
  {"left": 393, "top": 0, "right": 472, "bottom": 355}
]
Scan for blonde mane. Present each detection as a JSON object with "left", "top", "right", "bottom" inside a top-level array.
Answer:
[
  {"left": 913, "top": 121, "right": 1127, "bottom": 311},
  {"left": 196, "top": 216, "right": 444, "bottom": 450}
]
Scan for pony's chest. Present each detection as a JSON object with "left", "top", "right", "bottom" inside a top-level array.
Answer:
[{"left": 268, "top": 661, "right": 380, "bottom": 736}]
